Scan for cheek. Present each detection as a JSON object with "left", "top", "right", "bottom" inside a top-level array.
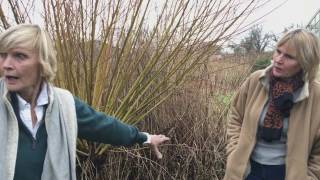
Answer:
[
  {"left": 29, "top": 69, "right": 40, "bottom": 80},
  {"left": 272, "top": 53, "right": 278, "bottom": 61},
  {"left": 0, "top": 64, "right": 3, "bottom": 75},
  {"left": 21, "top": 65, "right": 41, "bottom": 83},
  {"left": 30, "top": 67, "right": 42, "bottom": 82},
  {"left": 288, "top": 63, "right": 302, "bottom": 74}
]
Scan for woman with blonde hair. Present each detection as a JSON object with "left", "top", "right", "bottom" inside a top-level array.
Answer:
[
  {"left": 224, "top": 29, "right": 320, "bottom": 180},
  {"left": 0, "top": 24, "right": 169, "bottom": 180}
]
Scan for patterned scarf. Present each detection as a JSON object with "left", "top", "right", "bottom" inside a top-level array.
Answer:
[{"left": 261, "top": 70, "right": 304, "bottom": 142}]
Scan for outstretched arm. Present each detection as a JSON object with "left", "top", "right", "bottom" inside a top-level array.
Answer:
[{"left": 74, "top": 97, "right": 169, "bottom": 158}]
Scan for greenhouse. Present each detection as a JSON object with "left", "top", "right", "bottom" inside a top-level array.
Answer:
[{"left": 307, "top": 9, "right": 320, "bottom": 37}]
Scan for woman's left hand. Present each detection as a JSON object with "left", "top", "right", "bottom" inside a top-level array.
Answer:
[{"left": 149, "top": 134, "right": 170, "bottom": 159}]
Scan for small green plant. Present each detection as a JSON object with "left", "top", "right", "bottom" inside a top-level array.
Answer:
[
  {"left": 214, "top": 92, "right": 234, "bottom": 106},
  {"left": 251, "top": 57, "right": 271, "bottom": 72}
]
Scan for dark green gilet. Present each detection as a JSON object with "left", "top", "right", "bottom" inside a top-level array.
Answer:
[{"left": 11, "top": 93, "right": 48, "bottom": 180}]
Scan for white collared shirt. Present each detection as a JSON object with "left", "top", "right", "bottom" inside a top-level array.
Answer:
[{"left": 17, "top": 83, "right": 49, "bottom": 139}]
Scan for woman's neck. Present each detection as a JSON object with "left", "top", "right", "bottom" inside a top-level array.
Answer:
[{"left": 18, "top": 80, "right": 43, "bottom": 105}]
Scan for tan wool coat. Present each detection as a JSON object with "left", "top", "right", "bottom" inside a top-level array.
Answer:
[{"left": 224, "top": 66, "right": 320, "bottom": 180}]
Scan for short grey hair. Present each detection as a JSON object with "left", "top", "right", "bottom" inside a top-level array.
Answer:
[{"left": 0, "top": 24, "right": 57, "bottom": 81}]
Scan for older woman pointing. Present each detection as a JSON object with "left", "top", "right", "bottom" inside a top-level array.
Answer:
[{"left": 0, "top": 24, "right": 169, "bottom": 180}]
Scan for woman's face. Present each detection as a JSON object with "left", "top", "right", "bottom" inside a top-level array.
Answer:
[
  {"left": 272, "top": 42, "right": 302, "bottom": 78},
  {"left": 0, "top": 47, "right": 42, "bottom": 100}
]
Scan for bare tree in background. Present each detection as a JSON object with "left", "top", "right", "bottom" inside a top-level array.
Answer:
[{"left": 229, "top": 24, "right": 277, "bottom": 54}]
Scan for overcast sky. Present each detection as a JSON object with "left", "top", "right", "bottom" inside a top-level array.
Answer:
[{"left": 252, "top": 0, "right": 319, "bottom": 35}]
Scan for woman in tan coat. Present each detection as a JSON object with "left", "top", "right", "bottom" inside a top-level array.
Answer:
[{"left": 224, "top": 29, "right": 320, "bottom": 180}]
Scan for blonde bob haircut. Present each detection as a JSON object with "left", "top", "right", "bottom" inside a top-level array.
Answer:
[
  {"left": 0, "top": 24, "right": 57, "bottom": 82},
  {"left": 276, "top": 29, "right": 320, "bottom": 82}
]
